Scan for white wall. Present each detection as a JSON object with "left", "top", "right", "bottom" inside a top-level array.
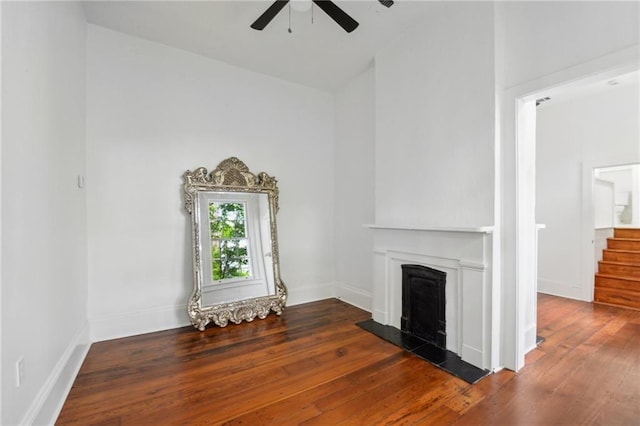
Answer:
[
  {"left": 333, "top": 68, "right": 375, "bottom": 311},
  {"left": 1, "top": 2, "right": 89, "bottom": 425},
  {"left": 369, "top": 2, "right": 498, "bottom": 370},
  {"left": 500, "top": 1, "right": 640, "bottom": 89},
  {"left": 86, "top": 25, "right": 335, "bottom": 341},
  {"left": 374, "top": 2, "right": 495, "bottom": 228},
  {"left": 536, "top": 78, "right": 640, "bottom": 300}
]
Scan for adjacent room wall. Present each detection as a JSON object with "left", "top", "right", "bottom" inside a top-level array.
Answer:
[
  {"left": 536, "top": 77, "right": 640, "bottom": 300},
  {"left": 1, "top": 3, "right": 89, "bottom": 425},
  {"left": 86, "top": 25, "right": 335, "bottom": 341},
  {"left": 333, "top": 67, "right": 375, "bottom": 310}
]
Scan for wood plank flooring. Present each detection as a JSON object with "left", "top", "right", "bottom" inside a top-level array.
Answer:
[{"left": 57, "top": 295, "right": 640, "bottom": 425}]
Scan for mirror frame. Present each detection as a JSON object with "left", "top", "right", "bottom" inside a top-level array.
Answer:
[{"left": 183, "top": 157, "right": 287, "bottom": 330}]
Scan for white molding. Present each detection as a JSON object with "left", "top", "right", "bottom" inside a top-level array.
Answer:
[
  {"left": 462, "top": 344, "right": 483, "bottom": 368},
  {"left": 90, "top": 304, "right": 190, "bottom": 342},
  {"left": 505, "top": 45, "right": 640, "bottom": 97},
  {"left": 372, "top": 309, "right": 386, "bottom": 323},
  {"left": 372, "top": 251, "right": 388, "bottom": 324},
  {"left": 286, "top": 282, "right": 335, "bottom": 307},
  {"left": 387, "top": 251, "right": 461, "bottom": 268},
  {"left": 524, "top": 323, "right": 538, "bottom": 354},
  {"left": 537, "top": 278, "right": 585, "bottom": 301},
  {"left": 334, "top": 281, "right": 372, "bottom": 312},
  {"left": 22, "top": 323, "right": 90, "bottom": 426},
  {"left": 385, "top": 250, "right": 463, "bottom": 357},
  {"left": 364, "top": 224, "right": 494, "bottom": 234},
  {"left": 90, "top": 284, "right": 337, "bottom": 342},
  {"left": 369, "top": 227, "right": 493, "bottom": 370},
  {"left": 459, "top": 259, "right": 487, "bottom": 271}
]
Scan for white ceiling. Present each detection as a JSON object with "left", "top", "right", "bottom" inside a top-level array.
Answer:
[{"left": 83, "top": 0, "right": 436, "bottom": 92}]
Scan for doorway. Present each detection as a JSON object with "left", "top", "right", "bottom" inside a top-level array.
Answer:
[
  {"left": 504, "top": 46, "right": 640, "bottom": 371},
  {"left": 535, "top": 71, "right": 640, "bottom": 304}
]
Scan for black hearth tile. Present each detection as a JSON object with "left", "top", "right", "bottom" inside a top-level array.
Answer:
[
  {"left": 397, "top": 331, "right": 430, "bottom": 351},
  {"left": 411, "top": 342, "right": 449, "bottom": 364},
  {"left": 357, "top": 319, "right": 491, "bottom": 385},
  {"left": 357, "top": 319, "right": 387, "bottom": 336},
  {"left": 356, "top": 320, "right": 426, "bottom": 351},
  {"left": 356, "top": 319, "right": 401, "bottom": 346},
  {"left": 439, "top": 355, "right": 491, "bottom": 384},
  {"left": 377, "top": 326, "right": 405, "bottom": 347}
]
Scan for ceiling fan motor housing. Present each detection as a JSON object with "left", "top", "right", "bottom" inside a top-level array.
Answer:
[{"left": 251, "top": 0, "right": 393, "bottom": 33}]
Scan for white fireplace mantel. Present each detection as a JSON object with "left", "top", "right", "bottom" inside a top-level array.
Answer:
[
  {"left": 364, "top": 224, "right": 495, "bottom": 234},
  {"left": 366, "top": 224, "right": 495, "bottom": 371}
]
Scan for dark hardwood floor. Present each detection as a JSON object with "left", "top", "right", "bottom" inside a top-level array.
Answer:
[{"left": 57, "top": 295, "right": 640, "bottom": 425}]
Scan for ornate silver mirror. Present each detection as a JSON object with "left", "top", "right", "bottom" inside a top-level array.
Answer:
[{"left": 183, "top": 157, "right": 287, "bottom": 330}]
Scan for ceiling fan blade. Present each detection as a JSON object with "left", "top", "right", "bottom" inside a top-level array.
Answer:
[
  {"left": 251, "top": 0, "right": 290, "bottom": 30},
  {"left": 312, "top": 0, "right": 359, "bottom": 33}
]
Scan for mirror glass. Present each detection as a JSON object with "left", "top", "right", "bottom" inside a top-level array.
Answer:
[{"left": 183, "top": 157, "right": 287, "bottom": 330}]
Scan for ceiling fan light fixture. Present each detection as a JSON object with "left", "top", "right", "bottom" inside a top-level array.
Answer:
[
  {"left": 251, "top": 0, "right": 359, "bottom": 33},
  {"left": 291, "top": 0, "right": 312, "bottom": 12}
]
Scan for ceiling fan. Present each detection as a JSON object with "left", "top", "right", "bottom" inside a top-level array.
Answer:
[{"left": 251, "top": 0, "right": 394, "bottom": 34}]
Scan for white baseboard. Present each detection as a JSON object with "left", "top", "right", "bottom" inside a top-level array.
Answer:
[
  {"left": 90, "top": 284, "right": 344, "bottom": 342},
  {"left": 372, "top": 309, "right": 387, "bottom": 324},
  {"left": 461, "top": 344, "right": 484, "bottom": 370},
  {"left": 23, "top": 322, "right": 90, "bottom": 426},
  {"left": 524, "top": 323, "right": 538, "bottom": 354},
  {"left": 537, "top": 278, "right": 586, "bottom": 301},
  {"left": 90, "top": 304, "right": 191, "bottom": 342},
  {"left": 334, "top": 281, "right": 372, "bottom": 312},
  {"left": 286, "top": 282, "right": 335, "bottom": 306}
]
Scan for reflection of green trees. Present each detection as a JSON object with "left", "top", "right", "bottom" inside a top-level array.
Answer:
[{"left": 209, "top": 202, "right": 250, "bottom": 281}]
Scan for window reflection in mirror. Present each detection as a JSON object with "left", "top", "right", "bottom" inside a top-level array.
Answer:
[
  {"left": 198, "top": 192, "right": 274, "bottom": 306},
  {"left": 209, "top": 202, "right": 251, "bottom": 281}
]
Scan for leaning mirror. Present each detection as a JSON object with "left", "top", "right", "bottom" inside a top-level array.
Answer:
[{"left": 183, "top": 157, "right": 287, "bottom": 330}]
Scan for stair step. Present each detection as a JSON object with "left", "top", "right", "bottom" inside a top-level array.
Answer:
[
  {"left": 614, "top": 228, "right": 640, "bottom": 239},
  {"left": 602, "top": 249, "right": 640, "bottom": 264},
  {"left": 594, "top": 287, "right": 640, "bottom": 310},
  {"left": 607, "top": 238, "right": 640, "bottom": 251},
  {"left": 595, "top": 274, "right": 640, "bottom": 291},
  {"left": 598, "top": 261, "right": 640, "bottom": 278}
]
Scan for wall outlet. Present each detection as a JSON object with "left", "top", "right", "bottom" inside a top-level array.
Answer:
[{"left": 16, "top": 357, "right": 24, "bottom": 387}]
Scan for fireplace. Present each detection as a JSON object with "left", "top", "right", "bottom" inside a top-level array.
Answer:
[
  {"left": 401, "top": 264, "right": 446, "bottom": 349},
  {"left": 358, "top": 258, "right": 490, "bottom": 383},
  {"left": 360, "top": 224, "right": 494, "bottom": 382}
]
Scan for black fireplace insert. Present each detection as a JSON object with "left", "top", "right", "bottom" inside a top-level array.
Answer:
[{"left": 401, "top": 264, "right": 447, "bottom": 349}]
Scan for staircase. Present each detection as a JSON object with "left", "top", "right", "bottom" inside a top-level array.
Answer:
[{"left": 595, "top": 228, "right": 640, "bottom": 310}]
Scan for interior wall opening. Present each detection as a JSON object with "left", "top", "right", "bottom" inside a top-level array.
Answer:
[{"left": 517, "top": 67, "right": 639, "bottom": 359}]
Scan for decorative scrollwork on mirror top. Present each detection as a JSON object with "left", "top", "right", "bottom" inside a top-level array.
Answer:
[{"left": 184, "top": 157, "right": 287, "bottom": 330}]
